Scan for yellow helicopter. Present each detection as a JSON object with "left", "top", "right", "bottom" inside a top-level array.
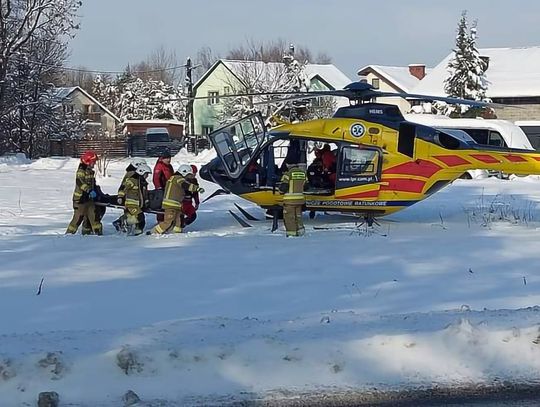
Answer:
[{"left": 199, "top": 82, "right": 540, "bottom": 226}]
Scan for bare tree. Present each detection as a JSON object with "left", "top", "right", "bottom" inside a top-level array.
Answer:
[
  {"left": 217, "top": 46, "right": 334, "bottom": 125},
  {"left": 132, "top": 45, "right": 180, "bottom": 84},
  {"left": 225, "top": 38, "right": 331, "bottom": 64},
  {"left": 57, "top": 67, "right": 95, "bottom": 92},
  {"left": 196, "top": 46, "right": 219, "bottom": 71},
  {"left": 314, "top": 51, "right": 332, "bottom": 64},
  {"left": 0, "top": 0, "right": 82, "bottom": 157},
  {"left": 0, "top": 0, "right": 81, "bottom": 111}
]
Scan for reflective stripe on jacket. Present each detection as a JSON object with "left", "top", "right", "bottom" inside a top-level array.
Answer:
[
  {"left": 117, "top": 171, "right": 135, "bottom": 199},
  {"left": 162, "top": 174, "right": 199, "bottom": 209},
  {"left": 123, "top": 174, "right": 148, "bottom": 209},
  {"left": 280, "top": 167, "right": 306, "bottom": 204},
  {"left": 72, "top": 163, "right": 95, "bottom": 203}
]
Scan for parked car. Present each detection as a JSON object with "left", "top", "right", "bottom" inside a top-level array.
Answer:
[{"left": 145, "top": 128, "right": 171, "bottom": 156}]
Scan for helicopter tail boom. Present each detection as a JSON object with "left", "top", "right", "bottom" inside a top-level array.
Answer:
[{"left": 433, "top": 148, "right": 540, "bottom": 176}]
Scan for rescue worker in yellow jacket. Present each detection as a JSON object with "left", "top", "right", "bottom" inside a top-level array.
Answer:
[
  {"left": 113, "top": 158, "right": 148, "bottom": 232},
  {"left": 66, "top": 150, "right": 103, "bottom": 235},
  {"left": 279, "top": 163, "right": 307, "bottom": 237},
  {"left": 148, "top": 164, "right": 204, "bottom": 235},
  {"left": 118, "top": 163, "right": 151, "bottom": 236}
]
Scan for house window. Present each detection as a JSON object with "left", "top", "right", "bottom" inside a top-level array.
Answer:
[
  {"left": 207, "top": 91, "right": 219, "bottom": 105},
  {"left": 202, "top": 125, "right": 214, "bottom": 135},
  {"left": 63, "top": 104, "right": 74, "bottom": 114},
  {"left": 223, "top": 86, "right": 230, "bottom": 95},
  {"left": 82, "top": 104, "right": 101, "bottom": 122},
  {"left": 372, "top": 78, "right": 380, "bottom": 89}
]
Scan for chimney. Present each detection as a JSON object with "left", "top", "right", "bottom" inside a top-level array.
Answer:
[{"left": 408, "top": 64, "right": 426, "bottom": 80}]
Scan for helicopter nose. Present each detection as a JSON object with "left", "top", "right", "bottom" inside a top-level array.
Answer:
[{"left": 199, "top": 162, "right": 214, "bottom": 182}]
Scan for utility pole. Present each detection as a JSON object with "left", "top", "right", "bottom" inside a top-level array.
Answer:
[{"left": 185, "top": 57, "right": 197, "bottom": 154}]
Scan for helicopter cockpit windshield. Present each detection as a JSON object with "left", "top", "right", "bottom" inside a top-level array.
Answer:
[
  {"left": 208, "top": 113, "right": 268, "bottom": 179},
  {"left": 437, "top": 128, "right": 478, "bottom": 144},
  {"left": 431, "top": 128, "right": 478, "bottom": 150}
]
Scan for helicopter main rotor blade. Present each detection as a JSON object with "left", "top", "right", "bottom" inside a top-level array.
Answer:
[{"left": 161, "top": 80, "right": 514, "bottom": 110}]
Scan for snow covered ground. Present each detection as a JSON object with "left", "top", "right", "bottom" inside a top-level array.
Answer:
[{"left": 2, "top": 152, "right": 540, "bottom": 406}]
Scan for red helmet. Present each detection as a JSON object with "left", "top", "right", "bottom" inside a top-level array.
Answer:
[
  {"left": 190, "top": 164, "right": 198, "bottom": 175},
  {"left": 81, "top": 150, "right": 98, "bottom": 165}
]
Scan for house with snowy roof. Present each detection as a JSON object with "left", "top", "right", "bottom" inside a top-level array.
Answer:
[
  {"left": 193, "top": 59, "right": 351, "bottom": 136},
  {"left": 356, "top": 64, "right": 429, "bottom": 113},
  {"left": 52, "top": 86, "right": 120, "bottom": 135},
  {"left": 412, "top": 46, "right": 540, "bottom": 121}
]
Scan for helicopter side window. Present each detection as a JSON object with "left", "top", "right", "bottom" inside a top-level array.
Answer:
[
  {"left": 462, "top": 128, "right": 489, "bottom": 145},
  {"left": 489, "top": 131, "right": 505, "bottom": 147},
  {"left": 340, "top": 147, "right": 379, "bottom": 176}
]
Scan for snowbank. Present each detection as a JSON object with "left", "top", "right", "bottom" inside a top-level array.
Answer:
[
  {"left": 2, "top": 159, "right": 540, "bottom": 405},
  {"left": 172, "top": 147, "right": 216, "bottom": 167},
  {"left": 0, "top": 153, "right": 31, "bottom": 172}
]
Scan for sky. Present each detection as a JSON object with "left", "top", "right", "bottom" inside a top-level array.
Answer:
[{"left": 68, "top": 0, "right": 540, "bottom": 80}]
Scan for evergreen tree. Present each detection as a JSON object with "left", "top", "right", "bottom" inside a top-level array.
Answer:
[
  {"left": 91, "top": 70, "right": 185, "bottom": 122},
  {"left": 444, "top": 11, "right": 489, "bottom": 116}
]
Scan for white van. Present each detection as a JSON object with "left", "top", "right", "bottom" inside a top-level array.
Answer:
[
  {"left": 514, "top": 121, "right": 540, "bottom": 150},
  {"left": 404, "top": 115, "right": 534, "bottom": 178}
]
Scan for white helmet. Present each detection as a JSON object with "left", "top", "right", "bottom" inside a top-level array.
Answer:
[
  {"left": 131, "top": 158, "right": 147, "bottom": 168},
  {"left": 177, "top": 164, "right": 193, "bottom": 177},
  {"left": 135, "top": 163, "right": 152, "bottom": 177}
]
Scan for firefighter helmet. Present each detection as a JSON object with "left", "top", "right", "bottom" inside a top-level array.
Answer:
[
  {"left": 131, "top": 158, "right": 147, "bottom": 168},
  {"left": 81, "top": 151, "right": 98, "bottom": 165},
  {"left": 135, "top": 163, "right": 152, "bottom": 177},
  {"left": 177, "top": 164, "right": 193, "bottom": 177}
]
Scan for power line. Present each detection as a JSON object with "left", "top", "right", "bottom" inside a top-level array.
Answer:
[{"left": 11, "top": 56, "right": 190, "bottom": 75}]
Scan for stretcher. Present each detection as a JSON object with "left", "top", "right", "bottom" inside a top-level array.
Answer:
[
  {"left": 94, "top": 201, "right": 165, "bottom": 215},
  {"left": 93, "top": 189, "right": 165, "bottom": 215}
]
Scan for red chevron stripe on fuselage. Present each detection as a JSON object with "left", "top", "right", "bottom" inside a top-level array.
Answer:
[{"left": 384, "top": 159, "right": 442, "bottom": 178}]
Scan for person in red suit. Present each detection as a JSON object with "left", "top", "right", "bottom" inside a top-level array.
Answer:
[
  {"left": 152, "top": 150, "right": 174, "bottom": 222},
  {"left": 182, "top": 164, "right": 200, "bottom": 227},
  {"left": 321, "top": 144, "right": 337, "bottom": 185}
]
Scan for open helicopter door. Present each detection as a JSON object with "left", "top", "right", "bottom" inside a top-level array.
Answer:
[
  {"left": 334, "top": 144, "right": 383, "bottom": 201},
  {"left": 207, "top": 113, "right": 267, "bottom": 180}
]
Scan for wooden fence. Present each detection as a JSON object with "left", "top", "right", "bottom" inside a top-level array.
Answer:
[
  {"left": 50, "top": 138, "right": 128, "bottom": 158},
  {"left": 49, "top": 136, "right": 212, "bottom": 158}
]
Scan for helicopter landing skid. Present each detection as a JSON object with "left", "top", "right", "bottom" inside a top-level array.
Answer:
[{"left": 356, "top": 213, "right": 380, "bottom": 228}]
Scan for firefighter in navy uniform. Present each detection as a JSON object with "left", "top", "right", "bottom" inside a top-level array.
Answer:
[
  {"left": 148, "top": 164, "right": 204, "bottom": 235},
  {"left": 279, "top": 163, "right": 307, "bottom": 237},
  {"left": 66, "top": 151, "right": 103, "bottom": 235},
  {"left": 121, "top": 163, "right": 152, "bottom": 235}
]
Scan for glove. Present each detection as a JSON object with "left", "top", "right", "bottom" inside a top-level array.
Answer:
[
  {"left": 198, "top": 187, "right": 205, "bottom": 194},
  {"left": 89, "top": 190, "right": 97, "bottom": 199}
]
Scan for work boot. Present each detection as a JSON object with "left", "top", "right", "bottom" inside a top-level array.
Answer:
[{"left": 112, "top": 219, "right": 122, "bottom": 232}]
